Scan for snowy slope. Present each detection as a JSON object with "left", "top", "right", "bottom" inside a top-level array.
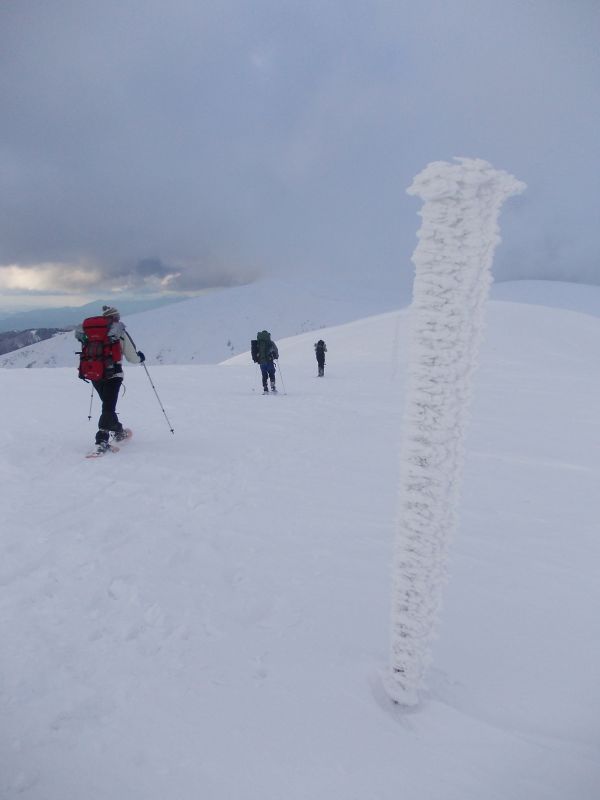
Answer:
[
  {"left": 1, "top": 299, "right": 599, "bottom": 799},
  {"left": 2, "top": 277, "right": 599, "bottom": 369},
  {"left": 0, "top": 277, "right": 407, "bottom": 369},
  {"left": 490, "top": 279, "right": 600, "bottom": 317}
]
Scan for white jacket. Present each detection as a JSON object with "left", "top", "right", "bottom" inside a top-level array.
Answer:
[{"left": 109, "top": 321, "right": 142, "bottom": 365}]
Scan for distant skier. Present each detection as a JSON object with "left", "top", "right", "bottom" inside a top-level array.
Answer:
[
  {"left": 315, "top": 339, "right": 327, "bottom": 376},
  {"left": 75, "top": 305, "right": 145, "bottom": 456},
  {"left": 251, "top": 330, "right": 279, "bottom": 393}
]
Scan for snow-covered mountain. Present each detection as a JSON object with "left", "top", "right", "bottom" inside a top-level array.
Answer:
[
  {"left": 0, "top": 277, "right": 409, "bottom": 369},
  {"left": 490, "top": 279, "right": 600, "bottom": 317},
  {"left": 0, "top": 296, "right": 185, "bottom": 334},
  {"left": 0, "top": 327, "right": 71, "bottom": 356},
  {"left": 1, "top": 289, "right": 599, "bottom": 799},
  {"left": 2, "top": 277, "right": 600, "bottom": 370}
]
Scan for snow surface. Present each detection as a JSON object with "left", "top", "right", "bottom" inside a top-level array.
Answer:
[{"left": 1, "top": 297, "right": 599, "bottom": 799}]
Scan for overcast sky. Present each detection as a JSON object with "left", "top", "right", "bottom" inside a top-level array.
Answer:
[{"left": 1, "top": 0, "right": 599, "bottom": 308}]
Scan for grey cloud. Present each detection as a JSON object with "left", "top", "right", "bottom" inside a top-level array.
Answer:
[
  {"left": 128, "top": 256, "right": 258, "bottom": 291},
  {"left": 134, "top": 259, "right": 172, "bottom": 279},
  {"left": 1, "top": 0, "right": 599, "bottom": 298}
]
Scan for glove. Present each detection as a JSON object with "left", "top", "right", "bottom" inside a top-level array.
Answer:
[{"left": 137, "top": 351, "right": 145, "bottom": 363}]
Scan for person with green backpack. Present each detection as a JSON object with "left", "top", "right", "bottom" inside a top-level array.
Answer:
[{"left": 251, "top": 330, "right": 279, "bottom": 393}]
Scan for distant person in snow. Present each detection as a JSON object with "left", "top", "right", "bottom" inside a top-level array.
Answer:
[
  {"left": 75, "top": 306, "right": 145, "bottom": 456},
  {"left": 251, "top": 330, "right": 279, "bottom": 393},
  {"left": 314, "top": 339, "right": 327, "bottom": 376}
]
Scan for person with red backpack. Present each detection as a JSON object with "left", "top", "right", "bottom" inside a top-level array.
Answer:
[{"left": 75, "top": 305, "right": 145, "bottom": 456}]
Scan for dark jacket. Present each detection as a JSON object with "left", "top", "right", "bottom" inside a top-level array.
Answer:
[{"left": 315, "top": 340, "right": 327, "bottom": 361}]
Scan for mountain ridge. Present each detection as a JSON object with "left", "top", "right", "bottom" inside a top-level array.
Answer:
[
  {"left": 2, "top": 278, "right": 600, "bottom": 369},
  {"left": 0, "top": 277, "right": 408, "bottom": 368}
]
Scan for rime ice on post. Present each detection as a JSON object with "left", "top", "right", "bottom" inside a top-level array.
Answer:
[{"left": 385, "top": 158, "right": 525, "bottom": 706}]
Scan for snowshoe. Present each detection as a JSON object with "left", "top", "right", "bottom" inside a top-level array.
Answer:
[
  {"left": 86, "top": 441, "right": 119, "bottom": 459},
  {"left": 112, "top": 427, "right": 132, "bottom": 443}
]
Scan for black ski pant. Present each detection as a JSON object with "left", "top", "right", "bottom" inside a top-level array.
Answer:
[
  {"left": 317, "top": 356, "right": 325, "bottom": 376},
  {"left": 259, "top": 362, "right": 276, "bottom": 389},
  {"left": 92, "top": 377, "right": 124, "bottom": 443}
]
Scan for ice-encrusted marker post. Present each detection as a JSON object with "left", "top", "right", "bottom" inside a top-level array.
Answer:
[{"left": 385, "top": 158, "right": 525, "bottom": 706}]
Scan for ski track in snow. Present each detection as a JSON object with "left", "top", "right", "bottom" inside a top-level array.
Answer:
[{"left": 1, "top": 302, "right": 600, "bottom": 799}]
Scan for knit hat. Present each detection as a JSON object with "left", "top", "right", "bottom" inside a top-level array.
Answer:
[{"left": 102, "top": 305, "right": 120, "bottom": 318}]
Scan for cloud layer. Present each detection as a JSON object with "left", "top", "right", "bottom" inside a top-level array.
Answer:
[{"left": 1, "top": 0, "right": 599, "bottom": 300}]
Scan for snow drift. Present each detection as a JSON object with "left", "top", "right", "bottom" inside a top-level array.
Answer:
[{"left": 1, "top": 297, "right": 599, "bottom": 799}]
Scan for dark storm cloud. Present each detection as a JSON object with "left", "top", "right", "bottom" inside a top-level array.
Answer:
[
  {"left": 0, "top": 0, "right": 599, "bottom": 298},
  {"left": 128, "top": 255, "right": 258, "bottom": 292},
  {"left": 134, "top": 259, "right": 172, "bottom": 279}
]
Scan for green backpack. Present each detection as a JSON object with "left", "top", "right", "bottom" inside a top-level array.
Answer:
[{"left": 256, "top": 330, "right": 271, "bottom": 362}]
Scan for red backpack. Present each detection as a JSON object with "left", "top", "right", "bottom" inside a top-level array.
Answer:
[{"left": 78, "top": 316, "right": 122, "bottom": 381}]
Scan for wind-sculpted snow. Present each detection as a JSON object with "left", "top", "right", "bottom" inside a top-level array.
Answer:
[
  {"left": 1, "top": 301, "right": 600, "bottom": 799},
  {"left": 387, "top": 158, "right": 526, "bottom": 705}
]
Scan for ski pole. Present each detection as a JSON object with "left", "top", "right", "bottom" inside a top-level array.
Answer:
[
  {"left": 125, "top": 330, "right": 174, "bottom": 434},
  {"left": 276, "top": 361, "right": 287, "bottom": 395},
  {"left": 88, "top": 384, "right": 94, "bottom": 420},
  {"left": 142, "top": 362, "right": 175, "bottom": 434}
]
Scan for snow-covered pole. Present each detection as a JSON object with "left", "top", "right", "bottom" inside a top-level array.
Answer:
[{"left": 385, "top": 157, "right": 525, "bottom": 706}]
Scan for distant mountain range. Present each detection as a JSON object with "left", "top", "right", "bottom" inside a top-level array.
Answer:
[
  {"left": 0, "top": 276, "right": 408, "bottom": 368},
  {"left": 0, "top": 327, "right": 72, "bottom": 357},
  {"left": 1, "top": 278, "right": 599, "bottom": 369},
  {"left": 0, "top": 296, "right": 186, "bottom": 334}
]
